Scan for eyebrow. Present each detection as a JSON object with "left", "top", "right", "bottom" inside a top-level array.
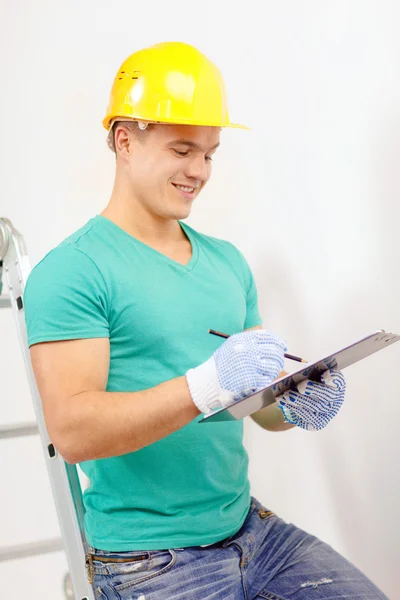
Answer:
[{"left": 168, "top": 139, "right": 220, "bottom": 151}]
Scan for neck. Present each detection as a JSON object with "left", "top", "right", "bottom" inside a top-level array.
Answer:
[{"left": 101, "top": 174, "right": 184, "bottom": 247}]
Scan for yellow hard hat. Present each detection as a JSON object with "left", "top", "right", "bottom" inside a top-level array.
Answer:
[{"left": 102, "top": 41, "right": 249, "bottom": 130}]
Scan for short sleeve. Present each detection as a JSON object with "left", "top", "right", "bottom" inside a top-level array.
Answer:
[
  {"left": 243, "top": 264, "right": 262, "bottom": 329},
  {"left": 24, "top": 245, "right": 110, "bottom": 347},
  {"left": 228, "top": 243, "right": 262, "bottom": 329}
]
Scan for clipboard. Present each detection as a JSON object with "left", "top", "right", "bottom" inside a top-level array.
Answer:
[{"left": 199, "top": 329, "right": 400, "bottom": 424}]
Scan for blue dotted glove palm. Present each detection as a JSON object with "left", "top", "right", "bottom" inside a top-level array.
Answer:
[
  {"left": 276, "top": 369, "right": 346, "bottom": 431},
  {"left": 186, "top": 330, "right": 287, "bottom": 414}
]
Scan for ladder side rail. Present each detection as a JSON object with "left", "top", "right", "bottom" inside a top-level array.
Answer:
[{"left": 2, "top": 219, "right": 95, "bottom": 600}]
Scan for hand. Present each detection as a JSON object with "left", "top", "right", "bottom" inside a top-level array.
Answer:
[
  {"left": 276, "top": 369, "right": 346, "bottom": 431},
  {"left": 186, "top": 330, "right": 287, "bottom": 414}
]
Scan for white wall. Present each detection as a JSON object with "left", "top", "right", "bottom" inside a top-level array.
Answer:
[{"left": 1, "top": 1, "right": 399, "bottom": 597}]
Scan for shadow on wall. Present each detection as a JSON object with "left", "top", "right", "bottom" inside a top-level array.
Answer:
[
  {"left": 314, "top": 113, "right": 400, "bottom": 598},
  {"left": 251, "top": 248, "right": 317, "bottom": 352}
]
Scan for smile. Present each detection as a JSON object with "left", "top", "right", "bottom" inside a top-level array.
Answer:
[
  {"left": 171, "top": 183, "right": 197, "bottom": 198},
  {"left": 173, "top": 184, "right": 195, "bottom": 192}
]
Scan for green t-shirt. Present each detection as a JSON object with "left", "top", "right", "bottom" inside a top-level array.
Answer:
[{"left": 24, "top": 214, "right": 262, "bottom": 550}]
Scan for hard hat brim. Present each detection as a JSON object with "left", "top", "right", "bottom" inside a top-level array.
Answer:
[{"left": 102, "top": 115, "right": 250, "bottom": 131}]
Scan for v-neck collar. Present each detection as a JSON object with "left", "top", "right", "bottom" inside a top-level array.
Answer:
[{"left": 94, "top": 215, "right": 199, "bottom": 272}]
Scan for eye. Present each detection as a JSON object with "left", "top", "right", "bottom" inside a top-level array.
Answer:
[{"left": 174, "top": 149, "right": 213, "bottom": 162}]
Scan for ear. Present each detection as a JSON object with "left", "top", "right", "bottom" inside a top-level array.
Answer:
[{"left": 114, "top": 124, "right": 134, "bottom": 157}]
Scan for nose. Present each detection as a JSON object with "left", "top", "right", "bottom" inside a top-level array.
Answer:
[{"left": 184, "top": 154, "right": 210, "bottom": 183}]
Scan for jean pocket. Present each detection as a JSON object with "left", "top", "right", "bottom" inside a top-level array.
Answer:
[
  {"left": 94, "top": 586, "right": 110, "bottom": 600},
  {"left": 107, "top": 549, "right": 177, "bottom": 593}
]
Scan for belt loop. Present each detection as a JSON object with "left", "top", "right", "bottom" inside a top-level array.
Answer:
[{"left": 85, "top": 552, "right": 94, "bottom": 584}]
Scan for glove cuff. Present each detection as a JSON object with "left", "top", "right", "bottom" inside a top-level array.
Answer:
[
  {"left": 185, "top": 356, "right": 222, "bottom": 414},
  {"left": 277, "top": 401, "right": 298, "bottom": 425}
]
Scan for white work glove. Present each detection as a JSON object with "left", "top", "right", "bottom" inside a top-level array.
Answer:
[
  {"left": 276, "top": 368, "right": 346, "bottom": 431},
  {"left": 185, "top": 330, "right": 287, "bottom": 414}
]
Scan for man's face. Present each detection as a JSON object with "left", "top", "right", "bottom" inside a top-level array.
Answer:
[{"left": 123, "top": 123, "right": 221, "bottom": 220}]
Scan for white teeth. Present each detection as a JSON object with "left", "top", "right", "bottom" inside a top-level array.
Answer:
[{"left": 175, "top": 185, "right": 194, "bottom": 192}]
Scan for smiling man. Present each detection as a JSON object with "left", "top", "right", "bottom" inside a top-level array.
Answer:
[
  {"left": 23, "top": 42, "right": 387, "bottom": 599},
  {"left": 102, "top": 121, "right": 220, "bottom": 257}
]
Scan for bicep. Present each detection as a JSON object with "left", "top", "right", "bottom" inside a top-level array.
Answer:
[{"left": 29, "top": 337, "right": 110, "bottom": 444}]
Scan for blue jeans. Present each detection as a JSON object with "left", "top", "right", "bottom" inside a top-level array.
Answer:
[{"left": 88, "top": 496, "right": 388, "bottom": 599}]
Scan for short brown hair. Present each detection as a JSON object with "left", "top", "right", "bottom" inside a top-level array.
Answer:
[{"left": 107, "top": 120, "right": 152, "bottom": 153}]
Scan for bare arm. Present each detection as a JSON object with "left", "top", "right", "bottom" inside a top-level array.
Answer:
[
  {"left": 245, "top": 325, "right": 295, "bottom": 432},
  {"left": 29, "top": 337, "right": 200, "bottom": 464}
]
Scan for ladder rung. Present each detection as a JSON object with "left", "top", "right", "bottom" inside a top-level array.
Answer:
[
  {"left": 0, "top": 537, "right": 64, "bottom": 562},
  {"left": 0, "top": 422, "right": 39, "bottom": 440},
  {"left": 0, "top": 296, "right": 11, "bottom": 308}
]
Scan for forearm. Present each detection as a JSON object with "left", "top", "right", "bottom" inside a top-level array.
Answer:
[
  {"left": 250, "top": 402, "right": 296, "bottom": 432},
  {"left": 57, "top": 376, "right": 200, "bottom": 463},
  {"left": 250, "top": 369, "right": 295, "bottom": 432}
]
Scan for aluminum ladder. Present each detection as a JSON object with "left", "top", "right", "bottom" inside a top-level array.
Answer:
[{"left": 0, "top": 217, "right": 95, "bottom": 599}]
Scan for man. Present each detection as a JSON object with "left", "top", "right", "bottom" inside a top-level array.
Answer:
[{"left": 24, "top": 42, "right": 387, "bottom": 598}]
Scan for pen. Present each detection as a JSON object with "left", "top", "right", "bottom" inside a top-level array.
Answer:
[{"left": 208, "top": 329, "right": 307, "bottom": 363}]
